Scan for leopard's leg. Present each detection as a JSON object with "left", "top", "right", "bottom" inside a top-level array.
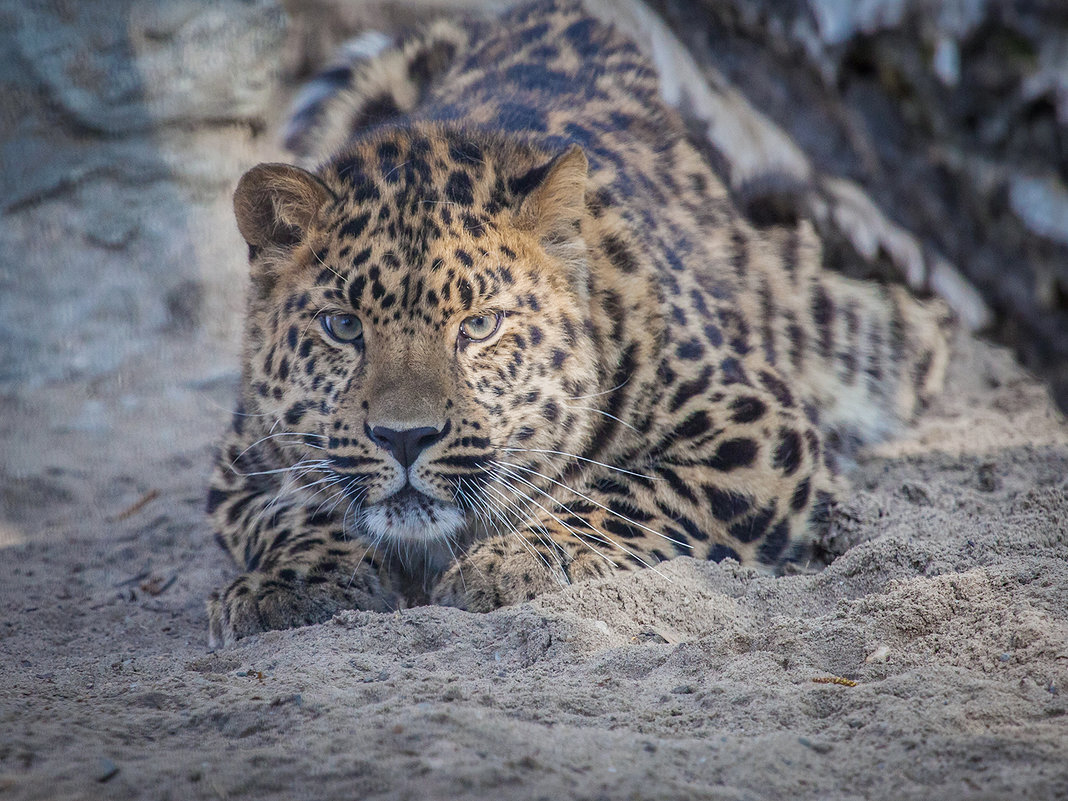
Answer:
[
  {"left": 429, "top": 496, "right": 658, "bottom": 613},
  {"left": 206, "top": 430, "right": 397, "bottom": 648},
  {"left": 431, "top": 364, "right": 840, "bottom": 612}
]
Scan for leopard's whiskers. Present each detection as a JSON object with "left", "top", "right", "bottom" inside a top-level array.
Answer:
[
  {"left": 566, "top": 377, "right": 630, "bottom": 401},
  {"left": 561, "top": 404, "right": 641, "bottom": 434},
  {"left": 498, "top": 446, "right": 660, "bottom": 481},
  {"left": 480, "top": 476, "right": 567, "bottom": 576},
  {"left": 486, "top": 465, "right": 652, "bottom": 572},
  {"left": 488, "top": 464, "right": 660, "bottom": 572},
  {"left": 496, "top": 459, "right": 689, "bottom": 550}
]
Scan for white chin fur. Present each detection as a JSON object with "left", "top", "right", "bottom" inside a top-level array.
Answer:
[{"left": 358, "top": 498, "right": 466, "bottom": 545}]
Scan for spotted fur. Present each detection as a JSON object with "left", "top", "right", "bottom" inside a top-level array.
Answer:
[{"left": 206, "top": 0, "right": 948, "bottom": 646}]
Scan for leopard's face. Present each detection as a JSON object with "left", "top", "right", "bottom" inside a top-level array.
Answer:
[{"left": 242, "top": 132, "right": 598, "bottom": 548}]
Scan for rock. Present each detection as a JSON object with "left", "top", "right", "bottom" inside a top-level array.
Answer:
[
  {"left": 12, "top": 0, "right": 286, "bottom": 134},
  {"left": 94, "top": 757, "right": 119, "bottom": 783},
  {"left": 652, "top": 0, "right": 1068, "bottom": 409}
]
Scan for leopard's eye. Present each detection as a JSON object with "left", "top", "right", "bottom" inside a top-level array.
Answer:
[
  {"left": 459, "top": 312, "right": 502, "bottom": 342},
  {"left": 321, "top": 313, "right": 363, "bottom": 343}
]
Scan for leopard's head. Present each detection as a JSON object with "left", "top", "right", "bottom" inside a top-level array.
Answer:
[{"left": 233, "top": 128, "right": 600, "bottom": 549}]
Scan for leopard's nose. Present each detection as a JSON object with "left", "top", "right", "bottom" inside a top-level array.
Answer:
[{"left": 365, "top": 421, "right": 448, "bottom": 469}]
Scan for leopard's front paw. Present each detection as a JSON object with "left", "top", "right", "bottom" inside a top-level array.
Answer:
[
  {"left": 430, "top": 546, "right": 569, "bottom": 612},
  {"left": 206, "top": 567, "right": 394, "bottom": 648}
]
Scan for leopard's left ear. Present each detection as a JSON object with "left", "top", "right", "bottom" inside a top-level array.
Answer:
[
  {"left": 233, "top": 163, "right": 334, "bottom": 255},
  {"left": 514, "top": 144, "right": 588, "bottom": 251}
]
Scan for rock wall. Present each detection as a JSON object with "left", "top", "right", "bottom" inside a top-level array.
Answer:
[
  {"left": 655, "top": 0, "right": 1068, "bottom": 408},
  {"left": 0, "top": 0, "right": 286, "bottom": 389}
]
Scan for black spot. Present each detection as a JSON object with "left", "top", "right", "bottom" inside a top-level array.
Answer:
[
  {"left": 351, "top": 93, "right": 400, "bottom": 132},
  {"left": 717, "top": 308, "right": 750, "bottom": 355},
  {"left": 445, "top": 171, "right": 474, "bottom": 205},
  {"left": 720, "top": 357, "right": 748, "bottom": 385},
  {"left": 448, "top": 139, "right": 483, "bottom": 164},
  {"left": 602, "top": 234, "right": 638, "bottom": 274},
  {"left": 756, "top": 520, "right": 790, "bottom": 563},
  {"left": 563, "top": 122, "right": 594, "bottom": 147},
  {"left": 658, "top": 360, "right": 678, "bottom": 389},
  {"left": 706, "top": 543, "right": 741, "bottom": 563},
  {"left": 729, "top": 396, "right": 766, "bottom": 424},
  {"left": 703, "top": 486, "right": 751, "bottom": 521},
  {"left": 587, "top": 187, "right": 612, "bottom": 218},
  {"left": 409, "top": 40, "right": 456, "bottom": 84},
  {"left": 673, "top": 515, "right": 707, "bottom": 544},
  {"left": 729, "top": 228, "right": 749, "bottom": 276},
  {"left": 508, "top": 160, "right": 551, "bottom": 198},
  {"left": 758, "top": 370, "right": 794, "bottom": 407},
  {"left": 206, "top": 488, "right": 227, "bottom": 515},
  {"left": 504, "top": 63, "right": 573, "bottom": 94},
  {"left": 785, "top": 317, "right": 805, "bottom": 370},
  {"left": 812, "top": 285, "right": 835, "bottom": 358},
  {"left": 340, "top": 211, "right": 371, "bottom": 240},
  {"left": 703, "top": 324, "right": 723, "bottom": 347},
  {"left": 729, "top": 503, "right": 775, "bottom": 544},
  {"left": 773, "top": 429, "right": 803, "bottom": 476},
  {"left": 602, "top": 516, "right": 644, "bottom": 540},
  {"left": 668, "top": 366, "right": 712, "bottom": 413},
  {"left": 672, "top": 410, "right": 711, "bottom": 441},
  {"left": 676, "top": 339, "right": 704, "bottom": 360},
  {"left": 790, "top": 477, "right": 811, "bottom": 511},
  {"left": 377, "top": 142, "right": 400, "bottom": 177},
  {"left": 708, "top": 438, "right": 757, "bottom": 472},
  {"left": 351, "top": 180, "right": 379, "bottom": 204},
  {"left": 288, "top": 538, "right": 324, "bottom": 556},
  {"left": 518, "top": 21, "right": 550, "bottom": 43},
  {"left": 564, "top": 18, "right": 600, "bottom": 57},
  {"left": 462, "top": 213, "right": 485, "bottom": 236},
  {"left": 657, "top": 465, "right": 698, "bottom": 505}
]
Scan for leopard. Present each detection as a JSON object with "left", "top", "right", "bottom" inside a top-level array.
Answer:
[{"left": 206, "top": 0, "right": 948, "bottom": 647}]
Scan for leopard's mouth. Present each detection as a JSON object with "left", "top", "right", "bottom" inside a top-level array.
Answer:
[
  {"left": 386, "top": 484, "right": 435, "bottom": 507},
  {"left": 359, "top": 484, "right": 467, "bottom": 544}
]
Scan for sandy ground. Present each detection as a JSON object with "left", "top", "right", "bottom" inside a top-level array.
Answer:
[{"left": 3, "top": 3, "right": 1068, "bottom": 800}]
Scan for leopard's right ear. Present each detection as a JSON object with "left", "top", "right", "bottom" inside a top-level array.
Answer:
[{"left": 233, "top": 163, "right": 334, "bottom": 259}]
